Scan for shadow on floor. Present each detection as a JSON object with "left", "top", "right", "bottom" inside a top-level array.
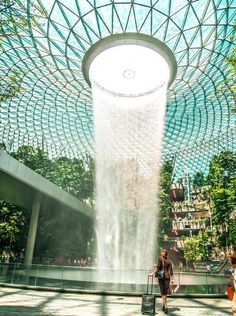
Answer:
[{"left": 0, "top": 305, "right": 51, "bottom": 315}]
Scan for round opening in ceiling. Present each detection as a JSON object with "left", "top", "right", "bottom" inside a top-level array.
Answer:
[{"left": 82, "top": 33, "right": 177, "bottom": 97}]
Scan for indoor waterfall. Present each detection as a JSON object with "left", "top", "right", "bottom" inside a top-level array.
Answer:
[{"left": 88, "top": 43, "right": 171, "bottom": 277}]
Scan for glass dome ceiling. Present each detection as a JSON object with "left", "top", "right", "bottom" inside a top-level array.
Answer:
[{"left": 0, "top": 0, "right": 235, "bottom": 179}]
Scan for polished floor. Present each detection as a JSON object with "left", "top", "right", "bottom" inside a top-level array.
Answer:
[{"left": 0, "top": 286, "right": 232, "bottom": 316}]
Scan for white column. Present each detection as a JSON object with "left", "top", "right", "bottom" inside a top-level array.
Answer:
[{"left": 24, "top": 192, "right": 41, "bottom": 266}]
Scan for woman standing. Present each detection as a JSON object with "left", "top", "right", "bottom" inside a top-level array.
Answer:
[{"left": 154, "top": 248, "right": 173, "bottom": 314}]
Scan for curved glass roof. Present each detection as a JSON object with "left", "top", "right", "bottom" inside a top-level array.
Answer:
[{"left": 0, "top": 0, "right": 235, "bottom": 179}]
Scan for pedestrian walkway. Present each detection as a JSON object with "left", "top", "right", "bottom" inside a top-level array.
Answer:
[{"left": 0, "top": 286, "right": 232, "bottom": 315}]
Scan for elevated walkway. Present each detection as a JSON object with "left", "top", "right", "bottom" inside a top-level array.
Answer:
[
  {"left": 0, "top": 150, "right": 95, "bottom": 265},
  {"left": 0, "top": 149, "right": 94, "bottom": 218}
]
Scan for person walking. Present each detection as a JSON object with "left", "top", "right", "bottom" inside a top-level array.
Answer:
[{"left": 153, "top": 248, "right": 173, "bottom": 314}]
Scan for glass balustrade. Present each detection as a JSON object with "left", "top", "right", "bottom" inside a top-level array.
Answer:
[{"left": 0, "top": 263, "right": 230, "bottom": 295}]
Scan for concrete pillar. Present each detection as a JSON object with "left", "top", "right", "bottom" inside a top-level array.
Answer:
[{"left": 24, "top": 192, "right": 41, "bottom": 266}]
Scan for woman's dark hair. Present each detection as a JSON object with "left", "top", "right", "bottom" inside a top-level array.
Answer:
[{"left": 230, "top": 256, "right": 236, "bottom": 265}]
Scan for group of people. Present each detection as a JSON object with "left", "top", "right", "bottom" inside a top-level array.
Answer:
[{"left": 152, "top": 248, "right": 236, "bottom": 315}]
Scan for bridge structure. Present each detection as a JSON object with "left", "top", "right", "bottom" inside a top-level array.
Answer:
[{"left": 0, "top": 150, "right": 94, "bottom": 266}]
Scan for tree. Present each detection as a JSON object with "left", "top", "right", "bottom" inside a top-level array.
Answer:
[
  {"left": 11, "top": 145, "right": 95, "bottom": 204},
  {"left": 192, "top": 172, "right": 206, "bottom": 188},
  {"left": 0, "top": 200, "right": 29, "bottom": 257},
  {"left": 11, "top": 145, "right": 54, "bottom": 179},
  {"left": 183, "top": 231, "right": 212, "bottom": 262},
  {"left": 158, "top": 160, "right": 174, "bottom": 244},
  {"left": 183, "top": 236, "right": 200, "bottom": 262},
  {"left": 207, "top": 151, "right": 236, "bottom": 188},
  {"left": 52, "top": 155, "right": 95, "bottom": 206},
  {"left": 207, "top": 151, "right": 236, "bottom": 250}
]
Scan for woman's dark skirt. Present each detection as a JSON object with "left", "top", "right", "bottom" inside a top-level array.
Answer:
[{"left": 158, "top": 278, "right": 171, "bottom": 296}]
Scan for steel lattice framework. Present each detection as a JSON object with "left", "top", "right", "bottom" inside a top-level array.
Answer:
[{"left": 0, "top": 0, "right": 235, "bottom": 179}]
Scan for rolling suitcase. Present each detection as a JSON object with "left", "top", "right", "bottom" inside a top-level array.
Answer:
[{"left": 141, "top": 274, "right": 156, "bottom": 315}]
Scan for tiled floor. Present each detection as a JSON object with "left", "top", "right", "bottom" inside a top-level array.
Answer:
[{"left": 0, "top": 286, "right": 232, "bottom": 316}]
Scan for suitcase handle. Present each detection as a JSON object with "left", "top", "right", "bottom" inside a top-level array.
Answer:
[{"left": 146, "top": 274, "right": 154, "bottom": 294}]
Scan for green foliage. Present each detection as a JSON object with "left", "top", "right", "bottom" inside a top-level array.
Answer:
[
  {"left": 0, "top": 200, "right": 29, "bottom": 256},
  {"left": 0, "top": 0, "right": 27, "bottom": 40},
  {"left": 211, "top": 188, "right": 232, "bottom": 225},
  {"left": 158, "top": 160, "right": 173, "bottom": 242},
  {"left": 213, "top": 23, "right": 236, "bottom": 113},
  {"left": 0, "top": 71, "right": 25, "bottom": 103},
  {"left": 2, "top": 145, "right": 235, "bottom": 262},
  {"left": 228, "top": 177, "right": 236, "bottom": 209},
  {"left": 11, "top": 145, "right": 95, "bottom": 205},
  {"left": 183, "top": 151, "right": 235, "bottom": 262},
  {"left": 207, "top": 151, "right": 236, "bottom": 249},
  {"left": 6, "top": 145, "right": 95, "bottom": 260},
  {"left": 0, "top": 0, "right": 32, "bottom": 251},
  {"left": 207, "top": 151, "right": 236, "bottom": 188},
  {"left": 51, "top": 155, "right": 95, "bottom": 206},
  {"left": 0, "top": 1, "right": 27, "bottom": 103},
  {"left": 228, "top": 218, "right": 236, "bottom": 247},
  {"left": 192, "top": 172, "right": 206, "bottom": 188},
  {"left": 183, "top": 236, "right": 200, "bottom": 261},
  {"left": 11, "top": 145, "right": 54, "bottom": 179},
  {"left": 183, "top": 231, "right": 212, "bottom": 261},
  {"left": 227, "top": 33, "right": 236, "bottom": 113}
]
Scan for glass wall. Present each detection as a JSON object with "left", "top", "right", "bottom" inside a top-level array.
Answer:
[{"left": 0, "top": 263, "right": 230, "bottom": 295}]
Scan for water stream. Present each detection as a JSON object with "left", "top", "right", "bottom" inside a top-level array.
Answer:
[
  {"left": 92, "top": 84, "right": 167, "bottom": 272},
  {"left": 89, "top": 44, "right": 169, "bottom": 277}
]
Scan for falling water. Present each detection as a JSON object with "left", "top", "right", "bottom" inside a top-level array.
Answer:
[
  {"left": 88, "top": 43, "right": 170, "bottom": 275},
  {"left": 92, "top": 85, "right": 167, "bottom": 272}
]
